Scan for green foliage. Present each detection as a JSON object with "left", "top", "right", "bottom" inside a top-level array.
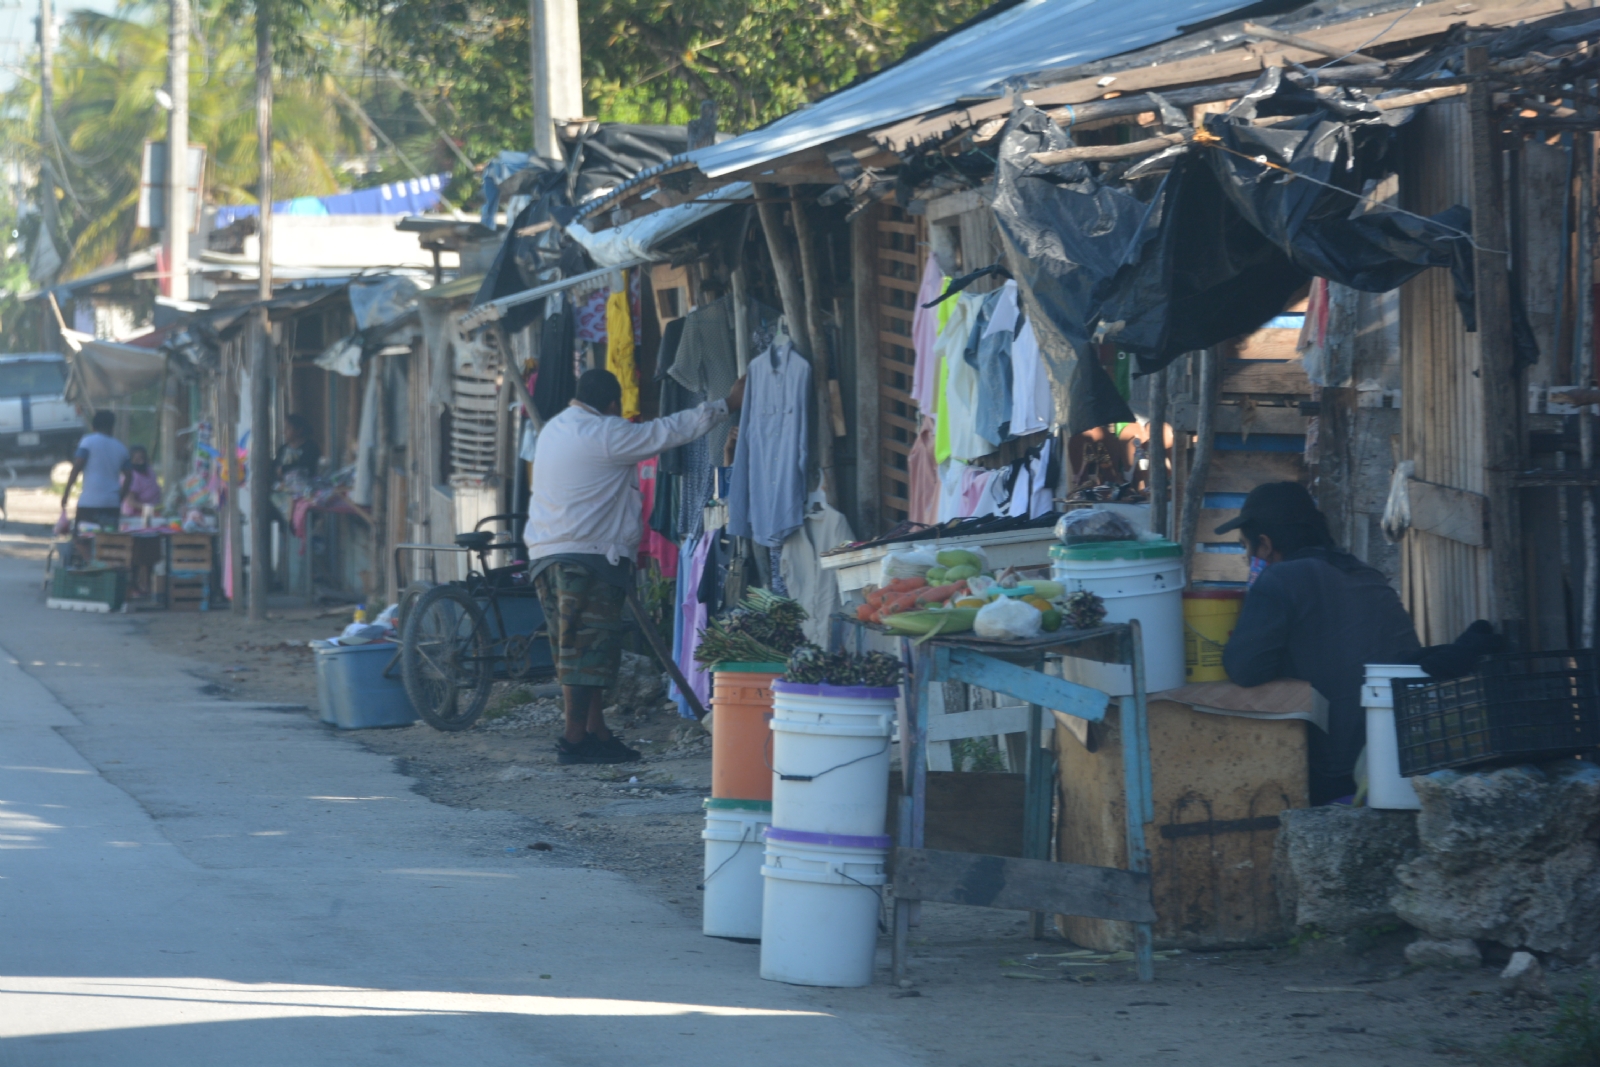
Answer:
[
  {"left": 1500, "top": 979, "right": 1600, "bottom": 1067},
  {"left": 951, "top": 736, "right": 1006, "bottom": 773},
  {"left": 347, "top": 0, "right": 995, "bottom": 143}
]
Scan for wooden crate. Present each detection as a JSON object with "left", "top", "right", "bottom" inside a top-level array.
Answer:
[
  {"left": 168, "top": 534, "right": 214, "bottom": 572},
  {"left": 93, "top": 533, "right": 134, "bottom": 569},
  {"left": 1055, "top": 699, "right": 1307, "bottom": 951},
  {"left": 158, "top": 574, "right": 210, "bottom": 611},
  {"left": 888, "top": 771, "right": 1025, "bottom": 858}
]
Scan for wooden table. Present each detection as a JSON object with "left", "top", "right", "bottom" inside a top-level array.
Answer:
[{"left": 833, "top": 618, "right": 1159, "bottom": 983}]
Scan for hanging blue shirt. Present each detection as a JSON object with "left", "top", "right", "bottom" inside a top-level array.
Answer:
[{"left": 727, "top": 342, "right": 811, "bottom": 548}]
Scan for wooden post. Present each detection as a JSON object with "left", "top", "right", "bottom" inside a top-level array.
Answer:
[
  {"left": 225, "top": 349, "right": 244, "bottom": 614},
  {"left": 371, "top": 357, "right": 390, "bottom": 609},
  {"left": 753, "top": 183, "right": 814, "bottom": 359},
  {"left": 1467, "top": 44, "right": 1527, "bottom": 645},
  {"left": 851, "top": 205, "right": 881, "bottom": 536},
  {"left": 1148, "top": 366, "right": 1168, "bottom": 538},
  {"left": 789, "top": 190, "right": 836, "bottom": 503},
  {"left": 248, "top": 2, "right": 273, "bottom": 622},
  {"left": 1178, "top": 349, "right": 1218, "bottom": 580}
]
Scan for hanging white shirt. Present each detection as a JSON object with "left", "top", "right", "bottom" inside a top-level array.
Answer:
[{"left": 1009, "top": 319, "right": 1052, "bottom": 437}]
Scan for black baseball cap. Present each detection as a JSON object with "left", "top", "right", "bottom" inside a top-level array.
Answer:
[{"left": 1213, "top": 481, "right": 1320, "bottom": 535}]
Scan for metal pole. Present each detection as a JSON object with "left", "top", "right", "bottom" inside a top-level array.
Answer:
[
  {"left": 166, "top": 0, "right": 189, "bottom": 301},
  {"left": 37, "top": 0, "right": 59, "bottom": 280},
  {"left": 1148, "top": 366, "right": 1169, "bottom": 538},
  {"left": 248, "top": 1, "right": 272, "bottom": 622},
  {"left": 1578, "top": 131, "right": 1597, "bottom": 648},
  {"left": 529, "top": 0, "right": 581, "bottom": 162}
]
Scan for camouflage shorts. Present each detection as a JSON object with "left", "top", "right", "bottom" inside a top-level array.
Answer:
[{"left": 533, "top": 562, "right": 628, "bottom": 689}]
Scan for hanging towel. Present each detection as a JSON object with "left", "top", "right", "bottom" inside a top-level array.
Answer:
[
  {"left": 911, "top": 256, "right": 948, "bottom": 412},
  {"left": 606, "top": 286, "right": 640, "bottom": 419}
]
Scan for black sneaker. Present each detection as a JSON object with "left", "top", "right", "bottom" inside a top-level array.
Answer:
[
  {"left": 588, "top": 732, "right": 643, "bottom": 764},
  {"left": 555, "top": 733, "right": 642, "bottom": 765}
]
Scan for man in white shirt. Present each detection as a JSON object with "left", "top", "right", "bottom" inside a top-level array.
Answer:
[
  {"left": 529, "top": 368, "right": 744, "bottom": 764},
  {"left": 61, "top": 410, "right": 131, "bottom": 532}
]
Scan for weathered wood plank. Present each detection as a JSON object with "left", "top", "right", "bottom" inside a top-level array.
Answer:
[
  {"left": 1222, "top": 360, "right": 1311, "bottom": 395},
  {"left": 936, "top": 647, "right": 1109, "bottom": 721},
  {"left": 1231, "top": 328, "right": 1301, "bottom": 361},
  {"left": 1168, "top": 401, "right": 1308, "bottom": 436},
  {"left": 1207, "top": 449, "right": 1306, "bottom": 493},
  {"left": 894, "top": 847, "right": 1156, "bottom": 923},
  {"left": 1190, "top": 552, "right": 1250, "bottom": 583},
  {"left": 923, "top": 188, "right": 988, "bottom": 221},
  {"left": 1409, "top": 477, "right": 1488, "bottom": 548}
]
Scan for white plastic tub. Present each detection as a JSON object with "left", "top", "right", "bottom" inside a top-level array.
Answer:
[
  {"left": 769, "top": 681, "right": 896, "bottom": 838},
  {"left": 701, "top": 798, "right": 772, "bottom": 940},
  {"left": 1362, "top": 663, "right": 1428, "bottom": 810},
  {"left": 759, "top": 826, "right": 889, "bottom": 987},
  {"left": 1050, "top": 540, "right": 1186, "bottom": 692}
]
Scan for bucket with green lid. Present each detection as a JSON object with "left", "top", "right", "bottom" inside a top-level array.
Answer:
[{"left": 1050, "top": 539, "right": 1185, "bottom": 691}]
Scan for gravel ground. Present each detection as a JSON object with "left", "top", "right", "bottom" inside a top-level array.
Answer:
[{"left": 38, "top": 571, "right": 1596, "bottom": 1067}]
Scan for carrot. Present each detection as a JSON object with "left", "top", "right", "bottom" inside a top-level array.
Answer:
[
  {"left": 866, "top": 588, "right": 886, "bottom": 606},
  {"left": 917, "top": 581, "right": 967, "bottom": 605},
  {"left": 856, "top": 603, "right": 877, "bottom": 622},
  {"left": 887, "top": 576, "right": 928, "bottom": 593}
]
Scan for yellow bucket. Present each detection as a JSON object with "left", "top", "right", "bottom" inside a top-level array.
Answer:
[{"left": 1183, "top": 589, "right": 1245, "bottom": 682}]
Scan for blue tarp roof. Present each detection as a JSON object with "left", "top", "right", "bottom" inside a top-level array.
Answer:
[
  {"left": 691, "top": 0, "right": 1259, "bottom": 179},
  {"left": 214, "top": 174, "right": 449, "bottom": 229}
]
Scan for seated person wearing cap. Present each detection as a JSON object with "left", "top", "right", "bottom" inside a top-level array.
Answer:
[{"left": 1219, "top": 482, "right": 1421, "bottom": 805}]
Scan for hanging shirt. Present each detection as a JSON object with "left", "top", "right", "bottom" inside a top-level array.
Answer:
[
  {"left": 942, "top": 291, "right": 997, "bottom": 463},
  {"left": 906, "top": 416, "right": 939, "bottom": 526},
  {"left": 974, "top": 281, "right": 1020, "bottom": 446},
  {"left": 670, "top": 295, "right": 739, "bottom": 466},
  {"left": 911, "top": 255, "right": 948, "bottom": 413},
  {"left": 636, "top": 458, "right": 678, "bottom": 578},
  {"left": 779, "top": 503, "right": 856, "bottom": 646},
  {"left": 575, "top": 288, "right": 609, "bottom": 343},
  {"left": 727, "top": 342, "right": 811, "bottom": 548},
  {"left": 1009, "top": 319, "right": 1052, "bottom": 436},
  {"left": 605, "top": 287, "right": 640, "bottom": 419},
  {"left": 937, "top": 459, "right": 967, "bottom": 522}
]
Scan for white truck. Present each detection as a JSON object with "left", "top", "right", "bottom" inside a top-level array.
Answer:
[{"left": 0, "top": 354, "right": 82, "bottom": 459}]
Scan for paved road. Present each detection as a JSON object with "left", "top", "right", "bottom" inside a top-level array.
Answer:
[{"left": 0, "top": 549, "right": 913, "bottom": 1065}]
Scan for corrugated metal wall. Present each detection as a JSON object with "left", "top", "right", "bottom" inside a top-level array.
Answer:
[{"left": 1398, "top": 99, "right": 1492, "bottom": 645}]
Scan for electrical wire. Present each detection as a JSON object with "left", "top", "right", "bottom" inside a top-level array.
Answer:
[{"left": 1315, "top": 0, "right": 1423, "bottom": 70}]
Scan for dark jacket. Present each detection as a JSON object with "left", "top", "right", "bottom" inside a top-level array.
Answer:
[{"left": 1223, "top": 547, "right": 1420, "bottom": 797}]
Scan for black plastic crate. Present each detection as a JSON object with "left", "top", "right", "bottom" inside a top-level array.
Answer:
[{"left": 1392, "top": 651, "right": 1600, "bottom": 776}]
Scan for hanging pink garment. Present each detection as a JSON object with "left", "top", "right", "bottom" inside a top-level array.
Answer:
[
  {"left": 576, "top": 289, "right": 609, "bottom": 343},
  {"left": 906, "top": 417, "right": 939, "bottom": 526},
  {"left": 958, "top": 466, "right": 989, "bottom": 517},
  {"left": 910, "top": 254, "right": 947, "bottom": 413},
  {"left": 636, "top": 458, "right": 678, "bottom": 578}
]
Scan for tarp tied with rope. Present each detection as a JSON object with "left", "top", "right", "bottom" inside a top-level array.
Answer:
[{"left": 991, "top": 69, "right": 1491, "bottom": 397}]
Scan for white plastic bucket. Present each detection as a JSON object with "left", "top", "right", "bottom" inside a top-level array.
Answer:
[
  {"left": 759, "top": 827, "right": 889, "bottom": 987},
  {"left": 1051, "top": 541, "right": 1186, "bottom": 692},
  {"left": 1362, "top": 663, "right": 1428, "bottom": 810},
  {"left": 701, "top": 798, "right": 772, "bottom": 940},
  {"left": 769, "top": 681, "right": 897, "bottom": 837}
]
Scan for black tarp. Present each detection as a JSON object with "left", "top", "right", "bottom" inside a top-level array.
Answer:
[
  {"left": 989, "top": 69, "right": 1483, "bottom": 398},
  {"left": 472, "top": 124, "right": 689, "bottom": 333}
]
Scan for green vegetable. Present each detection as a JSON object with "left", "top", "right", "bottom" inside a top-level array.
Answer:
[
  {"left": 937, "top": 549, "right": 982, "bottom": 569},
  {"left": 881, "top": 608, "right": 978, "bottom": 636},
  {"left": 925, "top": 567, "right": 948, "bottom": 584},
  {"left": 1041, "top": 609, "right": 1062, "bottom": 632},
  {"left": 943, "top": 563, "right": 979, "bottom": 581},
  {"left": 1031, "top": 580, "right": 1065, "bottom": 599}
]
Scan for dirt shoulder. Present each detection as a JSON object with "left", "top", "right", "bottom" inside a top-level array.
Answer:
[{"left": 98, "top": 580, "right": 1597, "bottom": 1067}]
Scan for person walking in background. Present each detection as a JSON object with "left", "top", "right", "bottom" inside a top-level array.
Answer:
[
  {"left": 61, "top": 410, "right": 131, "bottom": 533},
  {"left": 120, "top": 446, "right": 163, "bottom": 518}
]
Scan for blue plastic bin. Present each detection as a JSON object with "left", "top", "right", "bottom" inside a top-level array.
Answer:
[{"left": 312, "top": 640, "right": 417, "bottom": 729}]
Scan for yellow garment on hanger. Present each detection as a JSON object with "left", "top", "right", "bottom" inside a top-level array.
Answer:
[
  {"left": 933, "top": 355, "right": 951, "bottom": 464},
  {"left": 605, "top": 284, "right": 639, "bottom": 418}
]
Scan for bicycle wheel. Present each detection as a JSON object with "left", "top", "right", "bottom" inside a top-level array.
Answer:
[{"left": 402, "top": 584, "right": 494, "bottom": 731}]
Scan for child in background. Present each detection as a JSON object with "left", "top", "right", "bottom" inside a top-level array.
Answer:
[{"left": 120, "top": 446, "right": 163, "bottom": 518}]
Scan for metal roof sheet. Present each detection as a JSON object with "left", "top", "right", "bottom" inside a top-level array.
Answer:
[{"left": 691, "top": 0, "right": 1258, "bottom": 179}]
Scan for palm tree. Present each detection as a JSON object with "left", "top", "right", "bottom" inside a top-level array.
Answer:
[{"left": 1, "top": 1, "right": 369, "bottom": 278}]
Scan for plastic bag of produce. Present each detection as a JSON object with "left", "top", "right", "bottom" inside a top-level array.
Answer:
[
  {"left": 1054, "top": 508, "right": 1139, "bottom": 545},
  {"left": 974, "top": 596, "right": 1043, "bottom": 640},
  {"left": 879, "top": 547, "right": 940, "bottom": 584}
]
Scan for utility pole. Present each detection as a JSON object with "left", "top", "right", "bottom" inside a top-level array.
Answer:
[
  {"left": 36, "top": 0, "right": 58, "bottom": 281},
  {"left": 528, "top": 0, "right": 581, "bottom": 162},
  {"left": 249, "top": 0, "right": 273, "bottom": 621},
  {"left": 166, "top": 0, "right": 189, "bottom": 301}
]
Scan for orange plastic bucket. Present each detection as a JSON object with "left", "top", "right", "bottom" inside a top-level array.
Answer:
[{"left": 711, "top": 664, "right": 783, "bottom": 800}]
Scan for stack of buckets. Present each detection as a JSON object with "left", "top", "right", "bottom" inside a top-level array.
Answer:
[
  {"left": 701, "top": 663, "right": 780, "bottom": 941},
  {"left": 761, "top": 676, "right": 898, "bottom": 987},
  {"left": 701, "top": 663, "right": 899, "bottom": 987}
]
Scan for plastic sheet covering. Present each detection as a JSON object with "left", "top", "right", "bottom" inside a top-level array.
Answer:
[
  {"left": 348, "top": 276, "right": 427, "bottom": 331},
  {"left": 989, "top": 72, "right": 1482, "bottom": 379},
  {"left": 62, "top": 332, "right": 167, "bottom": 410},
  {"left": 565, "top": 184, "right": 751, "bottom": 268},
  {"left": 989, "top": 106, "right": 1135, "bottom": 435}
]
